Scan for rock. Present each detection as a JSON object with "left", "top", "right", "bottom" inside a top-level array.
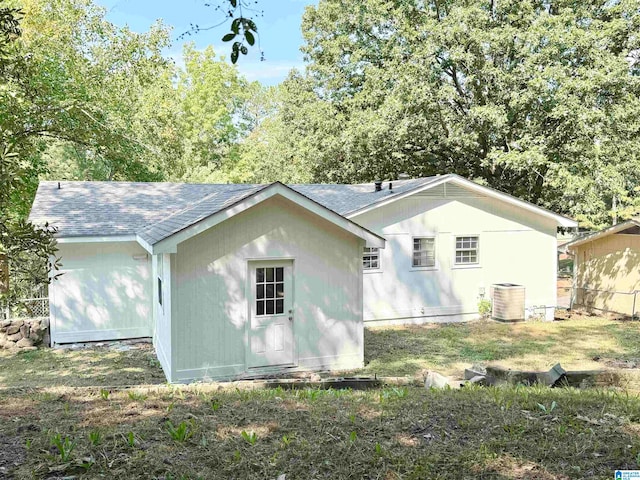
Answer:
[
  {"left": 540, "top": 363, "right": 566, "bottom": 386},
  {"left": 12, "top": 320, "right": 24, "bottom": 328},
  {"left": 424, "top": 371, "right": 460, "bottom": 389},
  {"left": 19, "top": 324, "right": 29, "bottom": 338},
  {"left": 16, "top": 337, "right": 33, "bottom": 348},
  {"left": 464, "top": 365, "right": 487, "bottom": 380},
  {"left": 467, "top": 375, "right": 488, "bottom": 386},
  {"left": 562, "top": 370, "right": 621, "bottom": 388},
  {"left": 7, "top": 332, "right": 22, "bottom": 342},
  {"left": 1, "top": 320, "right": 11, "bottom": 327},
  {"left": 6, "top": 325, "right": 20, "bottom": 335}
]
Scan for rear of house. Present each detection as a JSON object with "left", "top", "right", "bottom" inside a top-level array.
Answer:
[
  {"left": 343, "top": 177, "right": 576, "bottom": 324},
  {"left": 30, "top": 175, "right": 575, "bottom": 382}
]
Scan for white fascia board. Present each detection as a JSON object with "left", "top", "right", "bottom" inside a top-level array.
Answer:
[
  {"left": 151, "top": 183, "right": 385, "bottom": 254},
  {"left": 135, "top": 234, "right": 156, "bottom": 254},
  {"left": 345, "top": 175, "right": 454, "bottom": 218},
  {"left": 56, "top": 235, "right": 137, "bottom": 243},
  {"left": 565, "top": 220, "right": 640, "bottom": 250},
  {"left": 347, "top": 174, "right": 578, "bottom": 228}
]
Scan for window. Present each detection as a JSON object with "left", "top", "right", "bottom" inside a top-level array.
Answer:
[
  {"left": 256, "top": 267, "right": 284, "bottom": 316},
  {"left": 363, "top": 247, "right": 380, "bottom": 269},
  {"left": 413, "top": 237, "right": 436, "bottom": 268},
  {"left": 157, "top": 255, "right": 163, "bottom": 307},
  {"left": 455, "top": 236, "right": 479, "bottom": 265}
]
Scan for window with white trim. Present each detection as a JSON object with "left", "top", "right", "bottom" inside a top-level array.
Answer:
[
  {"left": 157, "top": 255, "right": 164, "bottom": 307},
  {"left": 455, "top": 236, "right": 479, "bottom": 264},
  {"left": 363, "top": 247, "right": 380, "bottom": 270},
  {"left": 413, "top": 237, "right": 436, "bottom": 268},
  {"left": 256, "top": 267, "right": 285, "bottom": 316}
]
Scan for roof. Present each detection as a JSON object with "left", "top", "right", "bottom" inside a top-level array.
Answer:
[
  {"left": 136, "top": 182, "right": 386, "bottom": 252},
  {"left": 30, "top": 175, "right": 576, "bottom": 246},
  {"left": 29, "top": 177, "right": 441, "bottom": 239},
  {"left": 565, "top": 219, "right": 640, "bottom": 250}
]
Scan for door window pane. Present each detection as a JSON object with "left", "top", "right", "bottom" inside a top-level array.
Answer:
[{"left": 256, "top": 266, "right": 286, "bottom": 316}]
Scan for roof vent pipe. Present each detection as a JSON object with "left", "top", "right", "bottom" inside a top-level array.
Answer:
[
  {"left": 374, "top": 180, "right": 382, "bottom": 192},
  {"left": 389, "top": 182, "right": 393, "bottom": 191}
]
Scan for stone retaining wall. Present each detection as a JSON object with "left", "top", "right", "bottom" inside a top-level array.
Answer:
[{"left": 0, "top": 318, "right": 49, "bottom": 350}]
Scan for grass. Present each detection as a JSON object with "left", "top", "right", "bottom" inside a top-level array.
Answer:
[
  {"left": 361, "top": 317, "right": 640, "bottom": 378},
  {"left": 0, "top": 343, "right": 165, "bottom": 388},
  {"left": 2, "top": 383, "right": 640, "bottom": 478},
  {"left": 2, "top": 317, "right": 640, "bottom": 477}
]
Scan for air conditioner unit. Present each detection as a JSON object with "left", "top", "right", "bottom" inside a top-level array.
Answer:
[{"left": 491, "top": 283, "right": 525, "bottom": 322}]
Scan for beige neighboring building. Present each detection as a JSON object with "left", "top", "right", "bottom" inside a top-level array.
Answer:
[{"left": 567, "top": 219, "right": 640, "bottom": 316}]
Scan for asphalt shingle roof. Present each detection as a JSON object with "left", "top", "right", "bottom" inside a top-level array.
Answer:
[{"left": 29, "top": 177, "right": 442, "bottom": 243}]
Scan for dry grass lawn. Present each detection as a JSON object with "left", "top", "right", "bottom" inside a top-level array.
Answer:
[
  {"left": 1, "top": 316, "right": 640, "bottom": 478},
  {"left": 362, "top": 316, "right": 640, "bottom": 379}
]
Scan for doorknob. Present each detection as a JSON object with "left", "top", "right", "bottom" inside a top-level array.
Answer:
[{"left": 288, "top": 316, "right": 293, "bottom": 321}]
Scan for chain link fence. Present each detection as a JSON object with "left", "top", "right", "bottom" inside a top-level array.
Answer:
[{"left": 571, "top": 286, "right": 639, "bottom": 319}]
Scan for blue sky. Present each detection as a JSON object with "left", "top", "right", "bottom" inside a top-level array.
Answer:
[{"left": 96, "top": 0, "right": 318, "bottom": 85}]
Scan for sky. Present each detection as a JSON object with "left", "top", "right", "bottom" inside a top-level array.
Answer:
[{"left": 95, "top": 0, "right": 318, "bottom": 85}]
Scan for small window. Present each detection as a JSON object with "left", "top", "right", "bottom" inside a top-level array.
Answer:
[
  {"left": 157, "top": 255, "right": 164, "bottom": 307},
  {"left": 256, "top": 267, "right": 284, "bottom": 316},
  {"left": 455, "top": 236, "right": 479, "bottom": 264},
  {"left": 413, "top": 237, "right": 436, "bottom": 268},
  {"left": 363, "top": 247, "right": 380, "bottom": 270}
]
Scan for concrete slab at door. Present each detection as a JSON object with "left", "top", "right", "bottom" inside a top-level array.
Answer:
[{"left": 248, "top": 260, "right": 295, "bottom": 368}]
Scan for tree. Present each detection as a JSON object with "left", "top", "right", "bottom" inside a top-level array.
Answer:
[
  {"left": 10, "top": 0, "right": 173, "bottom": 205},
  {"left": 0, "top": 6, "right": 58, "bottom": 300},
  {"left": 267, "top": 0, "right": 640, "bottom": 228},
  {"left": 135, "top": 43, "right": 261, "bottom": 184}
]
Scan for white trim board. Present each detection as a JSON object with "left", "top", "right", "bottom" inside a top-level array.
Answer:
[{"left": 56, "top": 235, "right": 137, "bottom": 243}]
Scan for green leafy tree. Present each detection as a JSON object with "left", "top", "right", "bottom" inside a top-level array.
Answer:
[
  {"left": 7, "top": 0, "right": 172, "bottom": 216},
  {"left": 141, "top": 43, "right": 261, "bottom": 184},
  {"left": 267, "top": 0, "right": 640, "bottom": 228},
  {"left": 0, "top": 6, "right": 58, "bottom": 299}
]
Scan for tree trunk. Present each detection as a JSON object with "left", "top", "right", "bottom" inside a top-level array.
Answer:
[{"left": 0, "top": 253, "right": 8, "bottom": 294}]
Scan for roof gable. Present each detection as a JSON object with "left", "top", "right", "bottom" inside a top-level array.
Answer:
[
  {"left": 345, "top": 174, "right": 578, "bottom": 228},
  {"left": 566, "top": 219, "right": 640, "bottom": 250},
  {"left": 137, "top": 182, "right": 385, "bottom": 254}
]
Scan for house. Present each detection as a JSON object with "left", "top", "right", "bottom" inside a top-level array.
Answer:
[
  {"left": 29, "top": 174, "right": 576, "bottom": 382},
  {"left": 566, "top": 219, "right": 640, "bottom": 317}
]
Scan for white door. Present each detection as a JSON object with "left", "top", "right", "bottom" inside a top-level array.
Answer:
[{"left": 248, "top": 261, "right": 295, "bottom": 368}]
